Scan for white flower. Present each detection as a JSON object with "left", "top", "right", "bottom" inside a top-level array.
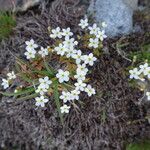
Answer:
[
  {"left": 84, "top": 84, "right": 96, "bottom": 97},
  {"left": 25, "top": 39, "right": 38, "bottom": 51},
  {"left": 56, "top": 69, "right": 70, "bottom": 83},
  {"left": 35, "top": 96, "right": 49, "bottom": 107},
  {"left": 101, "top": 22, "right": 107, "bottom": 28},
  {"left": 54, "top": 43, "right": 67, "bottom": 56},
  {"left": 66, "top": 48, "right": 77, "bottom": 58},
  {"left": 89, "top": 38, "right": 99, "bottom": 48},
  {"left": 60, "top": 91, "right": 71, "bottom": 103},
  {"left": 83, "top": 53, "right": 97, "bottom": 66},
  {"left": 60, "top": 104, "right": 71, "bottom": 113},
  {"left": 74, "top": 72, "right": 86, "bottom": 82},
  {"left": 72, "top": 50, "right": 82, "bottom": 64},
  {"left": 129, "top": 68, "right": 141, "bottom": 79},
  {"left": 96, "top": 30, "right": 107, "bottom": 41},
  {"left": 62, "top": 27, "right": 73, "bottom": 37},
  {"left": 78, "top": 18, "right": 88, "bottom": 29},
  {"left": 88, "top": 23, "right": 100, "bottom": 35},
  {"left": 1, "top": 78, "right": 9, "bottom": 89},
  {"left": 24, "top": 49, "right": 36, "bottom": 59},
  {"left": 75, "top": 81, "right": 86, "bottom": 91},
  {"left": 76, "top": 64, "right": 88, "bottom": 75},
  {"left": 35, "top": 84, "right": 48, "bottom": 95},
  {"left": 141, "top": 64, "right": 150, "bottom": 77},
  {"left": 63, "top": 36, "right": 78, "bottom": 49},
  {"left": 36, "top": 76, "right": 51, "bottom": 95},
  {"left": 7, "top": 71, "right": 16, "bottom": 80},
  {"left": 139, "top": 63, "right": 149, "bottom": 73},
  {"left": 38, "top": 47, "right": 48, "bottom": 57},
  {"left": 14, "top": 89, "right": 18, "bottom": 93},
  {"left": 70, "top": 89, "right": 80, "bottom": 100},
  {"left": 50, "top": 27, "right": 62, "bottom": 39},
  {"left": 146, "top": 92, "right": 150, "bottom": 101},
  {"left": 39, "top": 76, "right": 52, "bottom": 89}
]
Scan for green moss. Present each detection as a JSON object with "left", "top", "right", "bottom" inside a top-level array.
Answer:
[
  {"left": 126, "top": 140, "right": 150, "bottom": 150},
  {"left": 0, "top": 11, "right": 16, "bottom": 40},
  {"left": 128, "top": 44, "right": 150, "bottom": 64}
]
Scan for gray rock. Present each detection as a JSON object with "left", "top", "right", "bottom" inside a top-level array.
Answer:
[
  {"left": 88, "top": 0, "right": 138, "bottom": 37},
  {"left": 0, "top": 0, "right": 41, "bottom": 12}
]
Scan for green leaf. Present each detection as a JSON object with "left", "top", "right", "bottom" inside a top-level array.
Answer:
[
  {"left": 0, "top": 11, "right": 16, "bottom": 40},
  {"left": 18, "top": 73, "right": 33, "bottom": 83},
  {"left": 126, "top": 141, "right": 150, "bottom": 150},
  {"left": 31, "top": 70, "right": 53, "bottom": 77},
  {"left": 53, "top": 81, "right": 64, "bottom": 124},
  {"left": 0, "top": 87, "right": 35, "bottom": 97},
  {"left": 61, "top": 83, "right": 74, "bottom": 90},
  {"left": 44, "top": 60, "right": 55, "bottom": 76},
  {"left": 16, "top": 93, "right": 38, "bottom": 101}
]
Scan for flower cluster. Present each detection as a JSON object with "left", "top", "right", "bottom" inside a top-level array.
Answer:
[
  {"left": 49, "top": 21, "right": 98, "bottom": 113},
  {"left": 1, "top": 71, "right": 16, "bottom": 89},
  {"left": 1, "top": 18, "right": 107, "bottom": 116},
  {"left": 88, "top": 23, "right": 107, "bottom": 48},
  {"left": 24, "top": 39, "right": 38, "bottom": 59},
  {"left": 129, "top": 63, "right": 150, "bottom": 101},
  {"left": 79, "top": 19, "right": 107, "bottom": 49}
]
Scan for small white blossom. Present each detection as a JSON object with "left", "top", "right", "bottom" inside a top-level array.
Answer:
[
  {"left": 38, "top": 47, "right": 48, "bottom": 57},
  {"left": 72, "top": 50, "right": 82, "bottom": 64},
  {"left": 60, "top": 104, "right": 71, "bottom": 113},
  {"left": 76, "top": 64, "right": 88, "bottom": 75},
  {"left": 78, "top": 18, "right": 88, "bottom": 29},
  {"left": 139, "top": 63, "right": 149, "bottom": 73},
  {"left": 75, "top": 81, "right": 86, "bottom": 91},
  {"left": 1, "top": 79, "right": 9, "bottom": 89},
  {"left": 50, "top": 27, "right": 62, "bottom": 39},
  {"left": 89, "top": 38, "right": 99, "bottom": 48},
  {"left": 74, "top": 72, "right": 86, "bottom": 82},
  {"left": 101, "top": 22, "right": 107, "bottom": 28},
  {"left": 54, "top": 43, "right": 67, "bottom": 56},
  {"left": 88, "top": 23, "right": 100, "bottom": 35},
  {"left": 56, "top": 69, "right": 70, "bottom": 83},
  {"left": 84, "top": 84, "right": 96, "bottom": 97},
  {"left": 142, "top": 66, "right": 150, "bottom": 78},
  {"left": 39, "top": 76, "right": 52, "bottom": 89},
  {"left": 62, "top": 27, "right": 73, "bottom": 37},
  {"left": 14, "top": 89, "right": 18, "bottom": 93},
  {"left": 25, "top": 39, "right": 38, "bottom": 51},
  {"left": 24, "top": 49, "right": 36, "bottom": 59},
  {"left": 129, "top": 68, "right": 141, "bottom": 79},
  {"left": 83, "top": 53, "right": 97, "bottom": 66},
  {"left": 35, "top": 84, "right": 48, "bottom": 95},
  {"left": 70, "top": 90, "right": 80, "bottom": 100},
  {"left": 146, "top": 92, "right": 150, "bottom": 101},
  {"left": 63, "top": 36, "right": 78, "bottom": 49},
  {"left": 35, "top": 96, "right": 49, "bottom": 107},
  {"left": 60, "top": 91, "right": 71, "bottom": 103},
  {"left": 7, "top": 71, "right": 16, "bottom": 80},
  {"left": 66, "top": 47, "right": 77, "bottom": 58},
  {"left": 96, "top": 30, "right": 107, "bottom": 41}
]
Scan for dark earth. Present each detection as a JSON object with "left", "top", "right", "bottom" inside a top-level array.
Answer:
[{"left": 0, "top": 0, "right": 150, "bottom": 149}]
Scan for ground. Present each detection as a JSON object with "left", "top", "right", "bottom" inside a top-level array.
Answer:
[{"left": 0, "top": 0, "right": 150, "bottom": 150}]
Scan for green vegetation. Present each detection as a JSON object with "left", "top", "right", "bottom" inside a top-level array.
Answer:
[
  {"left": 128, "top": 44, "right": 150, "bottom": 64},
  {"left": 126, "top": 140, "right": 150, "bottom": 150},
  {"left": 0, "top": 11, "right": 16, "bottom": 40}
]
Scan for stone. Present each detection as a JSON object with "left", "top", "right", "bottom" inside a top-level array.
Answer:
[
  {"left": 88, "top": 0, "right": 138, "bottom": 37},
  {"left": 0, "top": 0, "right": 41, "bottom": 12}
]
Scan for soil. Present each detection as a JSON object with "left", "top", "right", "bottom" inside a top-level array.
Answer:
[{"left": 0, "top": 0, "right": 150, "bottom": 150}]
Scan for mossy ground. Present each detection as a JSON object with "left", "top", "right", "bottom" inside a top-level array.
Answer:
[{"left": 0, "top": 11, "right": 16, "bottom": 40}]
